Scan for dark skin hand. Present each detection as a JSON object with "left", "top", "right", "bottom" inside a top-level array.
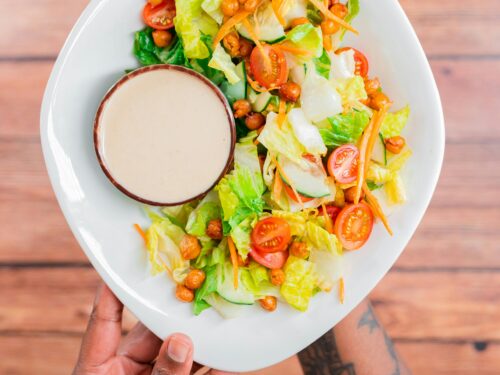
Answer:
[{"left": 73, "top": 283, "right": 234, "bottom": 375}]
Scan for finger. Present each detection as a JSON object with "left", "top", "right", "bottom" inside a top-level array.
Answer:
[
  {"left": 77, "top": 283, "right": 124, "bottom": 368},
  {"left": 152, "top": 333, "right": 193, "bottom": 375},
  {"left": 117, "top": 322, "right": 162, "bottom": 364}
]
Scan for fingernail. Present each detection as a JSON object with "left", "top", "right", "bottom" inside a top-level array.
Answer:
[{"left": 167, "top": 335, "right": 191, "bottom": 363}]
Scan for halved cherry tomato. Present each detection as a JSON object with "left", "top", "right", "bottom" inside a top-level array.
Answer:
[
  {"left": 336, "top": 47, "right": 369, "bottom": 77},
  {"left": 250, "top": 45, "right": 288, "bottom": 89},
  {"left": 327, "top": 144, "right": 359, "bottom": 184},
  {"left": 249, "top": 247, "right": 288, "bottom": 269},
  {"left": 319, "top": 205, "right": 341, "bottom": 223},
  {"left": 334, "top": 202, "right": 374, "bottom": 250},
  {"left": 283, "top": 183, "right": 314, "bottom": 203},
  {"left": 251, "top": 217, "right": 291, "bottom": 253},
  {"left": 143, "top": 0, "right": 176, "bottom": 30}
]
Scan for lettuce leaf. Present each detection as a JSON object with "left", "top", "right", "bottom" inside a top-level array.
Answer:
[
  {"left": 186, "top": 191, "right": 221, "bottom": 239},
  {"left": 281, "top": 256, "right": 318, "bottom": 311},
  {"left": 320, "top": 110, "right": 370, "bottom": 147},
  {"left": 201, "top": 0, "right": 223, "bottom": 24},
  {"left": 145, "top": 218, "right": 190, "bottom": 283},
  {"left": 208, "top": 44, "right": 241, "bottom": 84},
  {"left": 335, "top": 75, "right": 368, "bottom": 106},
  {"left": 193, "top": 265, "right": 218, "bottom": 315},
  {"left": 193, "top": 240, "right": 216, "bottom": 269},
  {"left": 215, "top": 177, "right": 240, "bottom": 221},
  {"left": 241, "top": 264, "right": 280, "bottom": 298},
  {"left": 288, "top": 108, "right": 327, "bottom": 155},
  {"left": 286, "top": 24, "right": 323, "bottom": 59},
  {"left": 175, "top": 0, "right": 218, "bottom": 59},
  {"left": 313, "top": 49, "right": 331, "bottom": 79},
  {"left": 271, "top": 210, "right": 307, "bottom": 237},
  {"left": 329, "top": 49, "right": 355, "bottom": 81},
  {"left": 161, "top": 203, "right": 195, "bottom": 228},
  {"left": 380, "top": 106, "right": 410, "bottom": 139},
  {"left": 210, "top": 237, "right": 228, "bottom": 266},
  {"left": 282, "top": 0, "right": 308, "bottom": 27},
  {"left": 257, "top": 112, "right": 307, "bottom": 168},
  {"left": 385, "top": 172, "right": 406, "bottom": 204},
  {"left": 308, "top": 248, "right": 343, "bottom": 291},
  {"left": 134, "top": 28, "right": 190, "bottom": 67},
  {"left": 306, "top": 221, "right": 342, "bottom": 254},
  {"left": 230, "top": 214, "right": 257, "bottom": 259}
]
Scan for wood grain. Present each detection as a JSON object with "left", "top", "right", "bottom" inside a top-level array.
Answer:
[{"left": 0, "top": 0, "right": 498, "bottom": 57}]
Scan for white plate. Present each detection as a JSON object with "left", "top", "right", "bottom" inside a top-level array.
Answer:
[{"left": 40, "top": 0, "right": 444, "bottom": 372}]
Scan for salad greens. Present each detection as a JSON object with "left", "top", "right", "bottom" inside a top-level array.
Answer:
[{"left": 132, "top": 0, "right": 412, "bottom": 317}]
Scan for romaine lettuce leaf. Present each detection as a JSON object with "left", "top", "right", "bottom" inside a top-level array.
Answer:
[
  {"left": 329, "top": 49, "right": 355, "bottom": 81},
  {"left": 210, "top": 237, "right": 228, "bottom": 266},
  {"left": 380, "top": 106, "right": 410, "bottom": 139},
  {"left": 193, "top": 239, "right": 216, "bottom": 269},
  {"left": 134, "top": 28, "right": 190, "bottom": 67},
  {"left": 281, "top": 256, "right": 318, "bottom": 311},
  {"left": 215, "top": 177, "right": 240, "bottom": 221},
  {"left": 313, "top": 49, "right": 331, "bottom": 79},
  {"left": 208, "top": 44, "right": 241, "bottom": 84},
  {"left": 201, "top": 0, "right": 223, "bottom": 24},
  {"left": 335, "top": 75, "right": 368, "bottom": 106},
  {"left": 306, "top": 221, "right": 342, "bottom": 254},
  {"left": 288, "top": 108, "right": 327, "bottom": 155},
  {"left": 161, "top": 203, "right": 195, "bottom": 228},
  {"left": 320, "top": 110, "right": 370, "bottom": 147},
  {"left": 193, "top": 265, "right": 218, "bottom": 315},
  {"left": 285, "top": 24, "right": 323, "bottom": 59},
  {"left": 385, "top": 172, "right": 406, "bottom": 204},
  {"left": 309, "top": 248, "right": 343, "bottom": 291},
  {"left": 230, "top": 214, "right": 257, "bottom": 259},
  {"left": 282, "top": 0, "right": 308, "bottom": 27},
  {"left": 271, "top": 210, "right": 307, "bottom": 237},
  {"left": 241, "top": 264, "right": 280, "bottom": 298},
  {"left": 186, "top": 191, "right": 221, "bottom": 239}
]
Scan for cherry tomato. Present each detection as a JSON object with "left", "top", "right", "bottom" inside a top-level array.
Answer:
[
  {"left": 251, "top": 217, "right": 291, "bottom": 253},
  {"left": 283, "top": 183, "right": 314, "bottom": 203},
  {"left": 334, "top": 202, "right": 374, "bottom": 250},
  {"left": 336, "top": 47, "right": 369, "bottom": 77},
  {"left": 327, "top": 144, "right": 359, "bottom": 184},
  {"left": 250, "top": 247, "right": 288, "bottom": 269},
  {"left": 143, "top": 0, "right": 176, "bottom": 30},
  {"left": 318, "top": 205, "right": 341, "bottom": 223},
  {"left": 250, "top": 45, "right": 288, "bottom": 89}
]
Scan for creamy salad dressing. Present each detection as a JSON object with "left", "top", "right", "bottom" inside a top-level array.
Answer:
[{"left": 98, "top": 68, "right": 232, "bottom": 204}]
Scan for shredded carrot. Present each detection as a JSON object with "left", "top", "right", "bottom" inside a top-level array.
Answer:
[
  {"left": 242, "top": 18, "right": 272, "bottom": 71},
  {"left": 134, "top": 224, "right": 148, "bottom": 246},
  {"left": 321, "top": 203, "right": 334, "bottom": 234},
  {"left": 273, "top": 174, "right": 283, "bottom": 202},
  {"left": 276, "top": 43, "right": 313, "bottom": 56},
  {"left": 213, "top": 11, "right": 251, "bottom": 48},
  {"left": 323, "top": 35, "right": 333, "bottom": 52},
  {"left": 339, "top": 277, "right": 345, "bottom": 304},
  {"left": 364, "top": 103, "right": 391, "bottom": 174},
  {"left": 277, "top": 98, "right": 287, "bottom": 128},
  {"left": 308, "top": 0, "right": 358, "bottom": 35},
  {"left": 272, "top": 154, "right": 304, "bottom": 207},
  {"left": 354, "top": 113, "right": 376, "bottom": 204},
  {"left": 363, "top": 182, "right": 393, "bottom": 236},
  {"left": 247, "top": 74, "right": 270, "bottom": 93},
  {"left": 272, "top": 0, "right": 286, "bottom": 26},
  {"left": 227, "top": 237, "right": 239, "bottom": 289}
]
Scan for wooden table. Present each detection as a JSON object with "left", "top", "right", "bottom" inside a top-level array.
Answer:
[{"left": 1, "top": 1, "right": 499, "bottom": 373}]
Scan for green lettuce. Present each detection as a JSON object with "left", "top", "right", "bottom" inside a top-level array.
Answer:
[
  {"left": 271, "top": 210, "right": 307, "bottom": 237},
  {"left": 210, "top": 237, "right": 228, "bottom": 266},
  {"left": 193, "top": 265, "right": 218, "bottom": 315},
  {"left": 286, "top": 24, "right": 323, "bottom": 59},
  {"left": 161, "top": 203, "right": 196, "bottom": 228},
  {"left": 385, "top": 172, "right": 406, "bottom": 204},
  {"left": 193, "top": 240, "right": 216, "bottom": 269},
  {"left": 201, "top": 0, "right": 223, "bottom": 24},
  {"left": 133, "top": 28, "right": 190, "bottom": 67},
  {"left": 313, "top": 49, "right": 331, "bottom": 79},
  {"left": 241, "top": 266, "right": 280, "bottom": 298},
  {"left": 175, "top": 0, "right": 218, "bottom": 59},
  {"left": 145, "top": 218, "right": 190, "bottom": 283},
  {"left": 189, "top": 34, "right": 226, "bottom": 85},
  {"left": 257, "top": 112, "right": 307, "bottom": 168},
  {"left": 335, "top": 75, "right": 368, "bottom": 106},
  {"left": 281, "top": 256, "right": 318, "bottom": 311},
  {"left": 380, "top": 106, "right": 410, "bottom": 139},
  {"left": 230, "top": 215, "right": 257, "bottom": 259},
  {"left": 215, "top": 177, "right": 240, "bottom": 222},
  {"left": 208, "top": 44, "right": 241, "bottom": 84},
  {"left": 306, "top": 221, "right": 342, "bottom": 254},
  {"left": 186, "top": 191, "right": 221, "bottom": 239},
  {"left": 320, "top": 110, "right": 370, "bottom": 147}
]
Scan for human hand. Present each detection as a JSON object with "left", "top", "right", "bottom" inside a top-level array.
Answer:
[{"left": 73, "top": 283, "right": 235, "bottom": 375}]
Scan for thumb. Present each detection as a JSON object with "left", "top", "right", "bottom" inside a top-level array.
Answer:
[{"left": 152, "top": 333, "right": 194, "bottom": 375}]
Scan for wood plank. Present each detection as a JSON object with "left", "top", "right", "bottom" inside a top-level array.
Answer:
[
  {"left": 0, "top": 0, "right": 498, "bottom": 57},
  {"left": 2, "top": 139, "right": 499, "bottom": 268},
  {"left": 2, "top": 268, "right": 500, "bottom": 341},
  {"left": 370, "top": 271, "right": 500, "bottom": 340},
  {"left": 3, "top": 60, "right": 499, "bottom": 141},
  {"left": 1, "top": 336, "right": 499, "bottom": 375}
]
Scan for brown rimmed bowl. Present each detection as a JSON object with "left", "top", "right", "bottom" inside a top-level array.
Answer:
[{"left": 93, "top": 64, "right": 236, "bottom": 206}]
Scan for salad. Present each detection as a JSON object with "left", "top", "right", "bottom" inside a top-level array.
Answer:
[{"left": 132, "top": 0, "right": 411, "bottom": 316}]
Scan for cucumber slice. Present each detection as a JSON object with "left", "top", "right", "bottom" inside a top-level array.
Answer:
[
  {"left": 252, "top": 92, "right": 272, "bottom": 112},
  {"left": 371, "top": 133, "right": 387, "bottom": 165},
  {"left": 220, "top": 61, "right": 247, "bottom": 103},
  {"left": 236, "top": 3, "right": 285, "bottom": 42},
  {"left": 279, "top": 156, "right": 331, "bottom": 198},
  {"left": 203, "top": 293, "right": 251, "bottom": 319},
  {"left": 216, "top": 263, "right": 255, "bottom": 305}
]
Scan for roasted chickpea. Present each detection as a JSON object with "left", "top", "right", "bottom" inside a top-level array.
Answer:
[
  {"left": 180, "top": 234, "right": 201, "bottom": 260},
  {"left": 221, "top": 0, "right": 239, "bottom": 17},
  {"left": 320, "top": 19, "right": 340, "bottom": 35},
  {"left": 289, "top": 241, "right": 309, "bottom": 259},
  {"left": 344, "top": 186, "right": 364, "bottom": 203},
  {"left": 152, "top": 30, "right": 173, "bottom": 48},
  {"left": 185, "top": 269, "right": 206, "bottom": 290},
  {"left": 223, "top": 32, "right": 240, "bottom": 57},
  {"left": 239, "top": 38, "right": 254, "bottom": 57},
  {"left": 279, "top": 82, "right": 301, "bottom": 102},
  {"left": 369, "top": 91, "right": 391, "bottom": 110},
  {"left": 243, "top": 0, "right": 258, "bottom": 12},
  {"left": 385, "top": 136, "right": 406, "bottom": 154},
  {"left": 330, "top": 3, "right": 348, "bottom": 19},
  {"left": 245, "top": 113, "right": 266, "bottom": 130},
  {"left": 206, "top": 219, "right": 223, "bottom": 240},
  {"left": 290, "top": 17, "right": 310, "bottom": 27},
  {"left": 233, "top": 99, "right": 252, "bottom": 118},
  {"left": 270, "top": 269, "right": 285, "bottom": 286},
  {"left": 364, "top": 77, "right": 381, "bottom": 96},
  {"left": 259, "top": 296, "right": 277, "bottom": 312},
  {"left": 175, "top": 284, "right": 194, "bottom": 302}
]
